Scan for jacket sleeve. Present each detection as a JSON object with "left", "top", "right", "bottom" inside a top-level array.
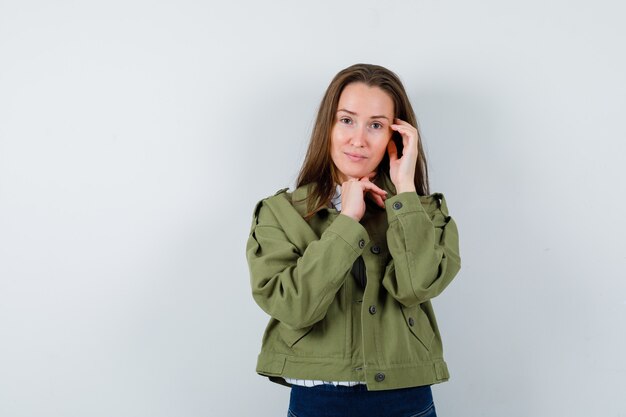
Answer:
[
  {"left": 382, "top": 191, "right": 461, "bottom": 307},
  {"left": 246, "top": 197, "right": 370, "bottom": 330}
]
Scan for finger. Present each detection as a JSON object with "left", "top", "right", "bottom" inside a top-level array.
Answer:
[
  {"left": 341, "top": 179, "right": 358, "bottom": 192},
  {"left": 391, "top": 124, "right": 416, "bottom": 134},
  {"left": 364, "top": 188, "right": 386, "bottom": 207},
  {"left": 356, "top": 177, "right": 388, "bottom": 196},
  {"left": 399, "top": 133, "right": 418, "bottom": 152},
  {"left": 391, "top": 120, "right": 418, "bottom": 135},
  {"left": 393, "top": 117, "right": 414, "bottom": 126},
  {"left": 360, "top": 181, "right": 387, "bottom": 197},
  {"left": 390, "top": 125, "right": 415, "bottom": 148},
  {"left": 369, "top": 191, "right": 385, "bottom": 208}
]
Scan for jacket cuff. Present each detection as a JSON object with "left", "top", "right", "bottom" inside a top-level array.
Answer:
[
  {"left": 385, "top": 192, "right": 425, "bottom": 223},
  {"left": 324, "top": 214, "right": 370, "bottom": 254}
]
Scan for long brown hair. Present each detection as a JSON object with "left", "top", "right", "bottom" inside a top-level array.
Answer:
[{"left": 296, "top": 63, "right": 430, "bottom": 217}]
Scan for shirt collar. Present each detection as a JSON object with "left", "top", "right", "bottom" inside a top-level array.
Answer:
[{"left": 330, "top": 184, "right": 342, "bottom": 210}]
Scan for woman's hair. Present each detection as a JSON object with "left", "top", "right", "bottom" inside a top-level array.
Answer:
[{"left": 296, "top": 63, "right": 430, "bottom": 217}]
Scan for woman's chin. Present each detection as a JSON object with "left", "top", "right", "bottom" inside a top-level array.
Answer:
[{"left": 337, "top": 171, "right": 375, "bottom": 182}]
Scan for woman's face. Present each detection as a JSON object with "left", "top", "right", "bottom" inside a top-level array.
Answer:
[{"left": 330, "top": 82, "right": 394, "bottom": 183}]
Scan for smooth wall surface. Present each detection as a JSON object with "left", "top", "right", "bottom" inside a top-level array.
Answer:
[{"left": 1, "top": 1, "right": 625, "bottom": 416}]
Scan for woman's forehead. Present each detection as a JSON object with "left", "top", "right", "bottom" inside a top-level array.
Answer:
[{"left": 337, "top": 83, "right": 394, "bottom": 117}]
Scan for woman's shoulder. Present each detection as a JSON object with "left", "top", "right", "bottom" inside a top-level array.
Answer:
[
  {"left": 250, "top": 186, "right": 304, "bottom": 227},
  {"left": 256, "top": 187, "right": 295, "bottom": 208},
  {"left": 257, "top": 184, "right": 310, "bottom": 202}
]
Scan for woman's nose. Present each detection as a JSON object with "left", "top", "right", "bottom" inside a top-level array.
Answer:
[{"left": 350, "top": 126, "right": 367, "bottom": 147}]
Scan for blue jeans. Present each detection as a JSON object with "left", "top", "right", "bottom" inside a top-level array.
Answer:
[{"left": 287, "top": 384, "right": 436, "bottom": 417}]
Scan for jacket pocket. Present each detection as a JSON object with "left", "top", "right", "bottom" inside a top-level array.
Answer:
[
  {"left": 401, "top": 304, "right": 435, "bottom": 351},
  {"left": 279, "top": 324, "right": 314, "bottom": 348}
]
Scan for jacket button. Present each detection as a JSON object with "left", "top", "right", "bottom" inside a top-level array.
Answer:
[
  {"left": 408, "top": 317, "right": 415, "bottom": 327},
  {"left": 358, "top": 239, "right": 365, "bottom": 249},
  {"left": 374, "top": 372, "right": 385, "bottom": 382},
  {"left": 370, "top": 245, "right": 381, "bottom": 254},
  {"left": 368, "top": 305, "right": 377, "bottom": 315},
  {"left": 392, "top": 201, "right": 403, "bottom": 210}
]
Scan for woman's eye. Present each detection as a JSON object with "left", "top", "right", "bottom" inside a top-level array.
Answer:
[
  {"left": 371, "top": 122, "right": 383, "bottom": 129},
  {"left": 340, "top": 117, "right": 352, "bottom": 125}
]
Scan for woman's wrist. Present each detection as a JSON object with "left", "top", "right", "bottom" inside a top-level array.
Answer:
[
  {"left": 395, "top": 183, "right": 416, "bottom": 194},
  {"left": 340, "top": 211, "right": 361, "bottom": 222}
]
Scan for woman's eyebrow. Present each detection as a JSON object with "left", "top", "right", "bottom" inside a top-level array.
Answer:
[{"left": 337, "top": 108, "right": 390, "bottom": 120}]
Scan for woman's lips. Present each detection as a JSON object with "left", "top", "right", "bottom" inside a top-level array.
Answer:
[{"left": 344, "top": 152, "right": 367, "bottom": 162}]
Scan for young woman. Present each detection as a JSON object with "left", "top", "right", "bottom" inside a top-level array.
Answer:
[{"left": 246, "top": 64, "right": 461, "bottom": 417}]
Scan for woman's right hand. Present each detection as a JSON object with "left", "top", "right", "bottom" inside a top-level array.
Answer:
[{"left": 340, "top": 176, "right": 387, "bottom": 221}]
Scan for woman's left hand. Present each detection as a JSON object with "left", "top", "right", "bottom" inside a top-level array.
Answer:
[{"left": 388, "top": 118, "right": 418, "bottom": 193}]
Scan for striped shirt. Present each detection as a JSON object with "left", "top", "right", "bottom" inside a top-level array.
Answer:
[{"left": 284, "top": 378, "right": 364, "bottom": 387}]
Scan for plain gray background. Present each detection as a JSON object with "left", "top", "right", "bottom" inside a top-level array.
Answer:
[{"left": 1, "top": 0, "right": 625, "bottom": 416}]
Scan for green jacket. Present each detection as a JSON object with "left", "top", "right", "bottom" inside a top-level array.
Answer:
[{"left": 246, "top": 174, "right": 461, "bottom": 391}]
